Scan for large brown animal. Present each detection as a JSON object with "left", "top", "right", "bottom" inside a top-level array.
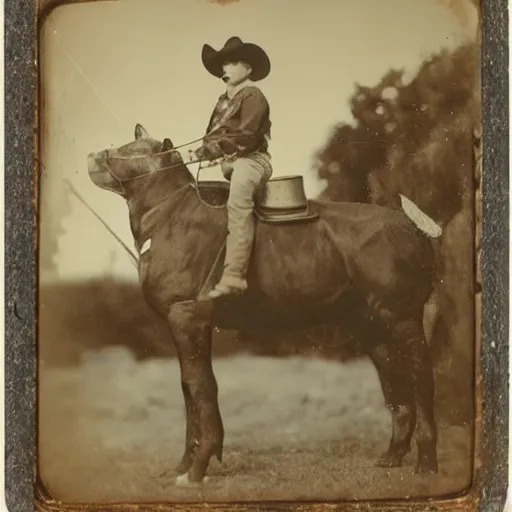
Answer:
[{"left": 86, "top": 123, "right": 442, "bottom": 485}]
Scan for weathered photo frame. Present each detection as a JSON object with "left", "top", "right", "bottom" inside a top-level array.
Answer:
[{"left": 4, "top": 0, "right": 509, "bottom": 510}]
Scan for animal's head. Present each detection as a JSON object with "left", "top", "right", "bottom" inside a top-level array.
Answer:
[{"left": 87, "top": 123, "right": 184, "bottom": 197}]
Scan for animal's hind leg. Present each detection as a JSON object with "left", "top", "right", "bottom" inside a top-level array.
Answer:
[
  {"left": 372, "top": 345, "right": 416, "bottom": 468},
  {"left": 380, "top": 308, "right": 438, "bottom": 474},
  {"left": 168, "top": 302, "right": 224, "bottom": 485},
  {"left": 345, "top": 307, "right": 416, "bottom": 468}
]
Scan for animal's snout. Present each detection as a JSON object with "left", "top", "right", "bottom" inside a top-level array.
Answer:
[
  {"left": 87, "top": 153, "right": 96, "bottom": 170},
  {"left": 87, "top": 149, "right": 108, "bottom": 160},
  {"left": 87, "top": 151, "right": 109, "bottom": 179},
  {"left": 87, "top": 150, "right": 108, "bottom": 172},
  {"left": 87, "top": 152, "right": 102, "bottom": 173}
]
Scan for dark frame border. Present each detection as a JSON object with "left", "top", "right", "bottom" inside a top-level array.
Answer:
[{"left": 4, "top": 0, "right": 509, "bottom": 510}]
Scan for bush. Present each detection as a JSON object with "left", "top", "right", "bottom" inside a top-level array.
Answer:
[{"left": 38, "top": 278, "right": 362, "bottom": 367}]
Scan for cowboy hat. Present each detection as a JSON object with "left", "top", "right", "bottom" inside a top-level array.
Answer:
[{"left": 201, "top": 36, "right": 271, "bottom": 81}]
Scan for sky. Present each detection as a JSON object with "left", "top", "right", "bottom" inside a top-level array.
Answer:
[{"left": 39, "top": 0, "right": 478, "bottom": 282}]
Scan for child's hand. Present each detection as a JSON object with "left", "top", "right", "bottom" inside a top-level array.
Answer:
[
  {"left": 196, "top": 144, "right": 218, "bottom": 161},
  {"left": 194, "top": 146, "right": 207, "bottom": 160}
]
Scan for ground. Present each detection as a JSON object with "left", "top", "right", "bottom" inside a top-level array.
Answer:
[{"left": 38, "top": 347, "right": 472, "bottom": 503}]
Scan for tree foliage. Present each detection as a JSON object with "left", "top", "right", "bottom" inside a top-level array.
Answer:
[{"left": 315, "top": 43, "right": 480, "bottom": 226}]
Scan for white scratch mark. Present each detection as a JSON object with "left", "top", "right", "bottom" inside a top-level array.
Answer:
[
  {"left": 139, "top": 239, "right": 152, "bottom": 255},
  {"left": 51, "top": 22, "right": 123, "bottom": 128},
  {"left": 399, "top": 194, "right": 443, "bottom": 238}
]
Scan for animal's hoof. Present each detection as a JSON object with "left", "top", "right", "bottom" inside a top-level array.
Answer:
[
  {"left": 375, "top": 453, "right": 404, "bottom": 468},
  {"left": 415, "top": 444, "right": 439, "bottom": 474},
  {"left": 175, "top": 450, "right": 196, "bottom": 476},
  {"left": 414, "top": 462, "right": 439, "bottom": 475},
  {"left": 175, "top": 473, "right": 209, "bottom": 487},
  {"left": 175, "top": 461, "right": 190, "bottom": 476}
]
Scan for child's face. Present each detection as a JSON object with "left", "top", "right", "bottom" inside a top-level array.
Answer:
[{"left": 221, "top": 60, "right": 252, "bottom": 85}]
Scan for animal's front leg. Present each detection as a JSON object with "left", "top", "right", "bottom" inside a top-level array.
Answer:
[
  {"left": 168, "top": 302, "right": 224, "bottom": 485},
  {"left": 174, "top": 379, "right": 200, "bottom": 476}
]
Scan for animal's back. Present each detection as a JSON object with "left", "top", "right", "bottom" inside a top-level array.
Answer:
[
  {"left": 309, "top": 198, "right": 426, "bottom": 254},
  {"left": 309, "top": 199, "right": 437, "bottom": 306},
  {"left": 248, "top": 199, "right": 435, "bottom": 305},
  {"left": 145, "top": 185, "right": 435, "bottom": 323}
]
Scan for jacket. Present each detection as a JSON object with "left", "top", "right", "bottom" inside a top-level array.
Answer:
[{"left": 197, "top": 85, "right": 271, "bottom": 161}]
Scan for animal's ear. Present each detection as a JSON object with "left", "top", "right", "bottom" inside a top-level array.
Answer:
[
  {"left": 161, "top": 138, "right": 174, "bottom": 151},
  {"left": 134, "top": 123, "right": 150, "bottom": 140}
]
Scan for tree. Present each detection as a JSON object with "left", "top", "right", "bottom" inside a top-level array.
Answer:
[
  {"left": 313, "top": 70, "right": 405, "bottom": 203},
  {"left": 312, "top": 41, "right": 480, "bottom": 424},
  {"left": 315, "top": 42, "right": 479, "bottom": 225}
]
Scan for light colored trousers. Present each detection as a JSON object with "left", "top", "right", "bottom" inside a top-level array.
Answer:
[{"left": 220, "top": 152, "right": 273, "bottom": 280}]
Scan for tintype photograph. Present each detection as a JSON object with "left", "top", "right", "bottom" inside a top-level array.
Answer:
[{"left": 36, "top": 0, "right": 485, "bottom": 506}]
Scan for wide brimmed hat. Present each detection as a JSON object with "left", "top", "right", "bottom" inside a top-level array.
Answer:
[{"left": 201, "top": 36, "right": 271, "bottom": 81}]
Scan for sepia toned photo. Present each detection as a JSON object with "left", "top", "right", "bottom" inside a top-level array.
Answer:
[{"left": 37, "top": 0, "right": 482, "bottom": 505}]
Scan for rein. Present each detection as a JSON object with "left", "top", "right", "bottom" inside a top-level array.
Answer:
[
  {"left": 106, "top": 154, "right": 232, "bottom": 184},
  {"left": 105, "top": 140, "right": 237, "bottom": 183}
]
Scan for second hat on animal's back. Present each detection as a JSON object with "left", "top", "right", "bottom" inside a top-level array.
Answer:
[{"left": 201, "top": 36, "right": 271, "bottom": 81}]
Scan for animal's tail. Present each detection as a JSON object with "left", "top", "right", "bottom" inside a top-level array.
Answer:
[{"left": 399, "top": 194, "right": 443, "bottom": 239}]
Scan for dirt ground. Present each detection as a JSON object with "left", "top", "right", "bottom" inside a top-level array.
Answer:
[{"left": 38, "top": 347, "right": 473, "bottom": 504}]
